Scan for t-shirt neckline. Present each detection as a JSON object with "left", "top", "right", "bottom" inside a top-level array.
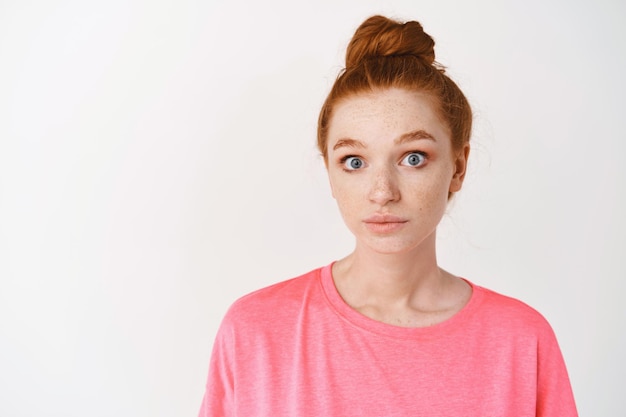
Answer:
[{"left": 319, "top": 262, "right": 484, "bottom": 339}]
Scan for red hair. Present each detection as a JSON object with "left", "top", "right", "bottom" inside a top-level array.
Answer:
[{"left": 318, "top": 15, "right": 472, "bottom": 160}]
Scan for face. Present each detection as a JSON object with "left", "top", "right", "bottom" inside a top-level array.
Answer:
[{"left": 326, "top": 88, "right": 469, "bottom": 255}]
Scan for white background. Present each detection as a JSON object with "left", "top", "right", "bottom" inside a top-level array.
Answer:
[{"left": 1, "top": 0, "right": 624, "bottom": 415}]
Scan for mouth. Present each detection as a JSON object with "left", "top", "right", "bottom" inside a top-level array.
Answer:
[{"left": 363, "top": 214, "right": 408, "bottom": 233}]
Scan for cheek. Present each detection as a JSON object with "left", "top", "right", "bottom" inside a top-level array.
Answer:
[
  {"left": 328, "top": 176, "right": 362, "bottom": 216},
  {"left": 332, "top": 183, "right": 359, "bottom": 210},
  {"left": 408, "top": 173, "right": 451, "bottom": 212}
]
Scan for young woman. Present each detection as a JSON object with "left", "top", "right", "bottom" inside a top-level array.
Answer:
[{"left": 198, "top": 15, "right": 577, "bottom": 416}]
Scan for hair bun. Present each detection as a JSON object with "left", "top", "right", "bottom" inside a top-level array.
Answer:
[{"left": 345, "top": 15, "right": 436, "bottom": 69}]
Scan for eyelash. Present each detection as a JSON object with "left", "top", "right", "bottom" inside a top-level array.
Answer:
[
  {"left": 401, "top": 151, "right": 428, "bottom": 167},
  {"left": 338, "top": 151, "right": 429, "bottom": 172},
  {"left": 339, "top": 155, "right": 364, "bottom": 172}
]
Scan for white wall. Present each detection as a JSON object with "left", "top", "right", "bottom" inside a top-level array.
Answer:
[{"left": 1, "top": 0, "right": 624, "bottom": 415}]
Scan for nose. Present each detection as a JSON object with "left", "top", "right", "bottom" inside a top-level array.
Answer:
[{"left": 368, "top": 166, "right": 400, "bottom": 205}]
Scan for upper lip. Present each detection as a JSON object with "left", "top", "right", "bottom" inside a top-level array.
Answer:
[{"left": 363, "top": 214, "right": 408, "bottom": 223}]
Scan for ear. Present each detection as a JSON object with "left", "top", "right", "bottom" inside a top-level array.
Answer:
[{"left": 449, "top": 143, "right": 470, "bottom": 193}]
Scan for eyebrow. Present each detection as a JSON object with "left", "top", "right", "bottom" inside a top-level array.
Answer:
[
  {"left": 332, "top": 138, "right": 366, "bottom": 151},
  {"left": 395, "top": 129, "right": 436, "bottom": 144},
  {"left": 332, "top": 129, "right": 436, "bottom": 151}
]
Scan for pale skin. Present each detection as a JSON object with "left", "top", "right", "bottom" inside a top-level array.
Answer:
[{"left": 325, "top": 87, "right": 471, "bottom": 328}]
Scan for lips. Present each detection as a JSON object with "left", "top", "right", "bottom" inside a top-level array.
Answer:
[{"left": 363, "top": 214, "right": 408, "bottom": 233}]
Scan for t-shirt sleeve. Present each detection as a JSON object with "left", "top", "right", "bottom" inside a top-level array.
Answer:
[
  {"left": 198, "top": 315, "right": 236, "bottom": 417},
  {"left": 536, "top": 322, "right": 578, "bottom": 416}
]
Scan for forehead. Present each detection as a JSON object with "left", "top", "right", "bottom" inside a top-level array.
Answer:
[{"left": 327, "top": 88, "right": 450, "bottom": 146}]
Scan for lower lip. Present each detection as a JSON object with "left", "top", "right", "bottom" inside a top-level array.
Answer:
[{"left": 364, "top": 221, "right": 407, "bottom": 233}]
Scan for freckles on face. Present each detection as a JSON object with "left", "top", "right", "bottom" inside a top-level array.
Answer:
[{"left": 324, "top": 88, "right": 464, "bottom": 254}]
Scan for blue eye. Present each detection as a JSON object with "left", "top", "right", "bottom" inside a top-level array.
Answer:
[
  {"left": 343, "top": 156, "right": 364, "bottom": 170},
  {"left": 402, "top": 152, "right": 426, "bottom": 167}
]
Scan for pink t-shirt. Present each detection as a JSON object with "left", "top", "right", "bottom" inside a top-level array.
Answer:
[{"left": 199, "top": 264, "right": 577, "bottom": 416}]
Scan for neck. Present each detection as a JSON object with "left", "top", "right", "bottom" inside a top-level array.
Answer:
[
  {"left": 331, "top": 233, "right": 470, "bottom": 327},
  {"left": 334, "top": 234, "right": 443, "bottom": 304}
]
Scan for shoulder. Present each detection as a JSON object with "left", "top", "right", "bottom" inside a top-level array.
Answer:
[
  {"left": 220, "top": 266, "right": 324, "bottom": 328},
  {"left": 469, "top": 282, "right": 556, "bottom": 339}
]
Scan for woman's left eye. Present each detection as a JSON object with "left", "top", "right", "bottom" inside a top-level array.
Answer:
[{"left": 401, "top": 152, "right": 426, "bottom": 167}]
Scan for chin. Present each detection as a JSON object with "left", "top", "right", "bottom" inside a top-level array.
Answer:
[{"left": 360, "top": 236, "right": 423, "bottom": 256}]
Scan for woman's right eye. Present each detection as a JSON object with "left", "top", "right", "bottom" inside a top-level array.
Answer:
[{"left": 342, "top": 156, "right": 364, "bottom": 170}]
